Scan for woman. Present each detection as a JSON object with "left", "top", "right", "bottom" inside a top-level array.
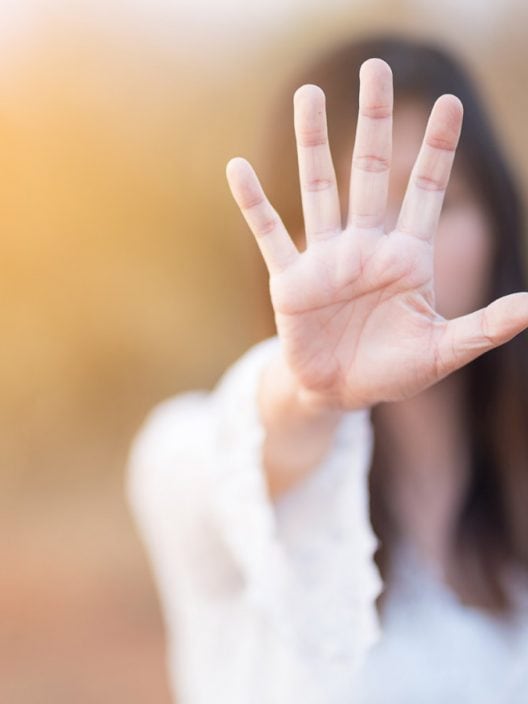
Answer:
[{"left": 126, "top": 35, "right": 528, "bottom": 703}]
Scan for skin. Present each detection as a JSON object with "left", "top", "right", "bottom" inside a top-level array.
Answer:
[
  {"left": 384, "top": 99, "right": 494, "bottom": 321},
  {"left": 370, "top": 98, "right": 495, "bottom": 583},
  {"left": 225, "top": 58, "right": 528, "bottom": 590}
]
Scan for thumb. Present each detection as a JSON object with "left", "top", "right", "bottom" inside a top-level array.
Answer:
[{"left": 438, "top": 291, "right": 528, "bottom": 375}]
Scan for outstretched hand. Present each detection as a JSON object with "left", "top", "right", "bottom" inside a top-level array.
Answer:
[{"left": 226, "top": 58, "right": 528, "bottom": 411}]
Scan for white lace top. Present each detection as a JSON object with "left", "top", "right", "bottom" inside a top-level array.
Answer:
[{"left": 125, "top": 334, "right": 528, "bottom": 704}]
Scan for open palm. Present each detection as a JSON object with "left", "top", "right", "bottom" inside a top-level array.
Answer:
[{"left": 226, "top": 58, "right": 528, "bottom": 411}]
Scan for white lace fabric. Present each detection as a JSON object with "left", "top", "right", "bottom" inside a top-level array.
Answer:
[
  {"left": 126, "top": 334, "right": 383, "bottom": 702},
  {"left": 125, "top": 334, "right": 528, "bottom": 704},
  {"left": 211, "top": 336, "right": 383, "bottom": 679}
]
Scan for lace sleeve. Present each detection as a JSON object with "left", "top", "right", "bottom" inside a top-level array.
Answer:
[
  {"left": 210, "top": 335, "right": 384, "bottom": 690},
  {"left": 125, "top": 335, "right": 384, "bottom": 699}
]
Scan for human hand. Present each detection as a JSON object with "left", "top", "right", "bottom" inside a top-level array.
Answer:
[{"left": 226, "top": 58, "right": 528, "bottom": 411}]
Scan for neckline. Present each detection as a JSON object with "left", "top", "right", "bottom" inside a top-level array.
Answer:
[{"left": 388, "top": 538, "right": 528, "bottom": 623}]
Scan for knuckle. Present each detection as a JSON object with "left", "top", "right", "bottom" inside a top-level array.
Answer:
[
  {"left": 256, "top": 217, "right": 278, "bottom": 237},
  {"left": 359, "top": 104, "right": 392, "bottom": 120},
  {"left": 303, "top": 177, "right": 334, "bottom": 192},
  {"left": 241, "top": 193, "right": 264, "bottom": 211},
  {"left": 413, "top": 173, "right": 447, "bottom": 192},
  {"left": 352, "top": 153, "right": 390, "bottom": 173},
  {"left": 425, "top": 135, "right": 456, "bottom": 152},
  {"left": 297, "top": 127, "right": 327, "bottom": 148},
  {"left": 480, "top": 308, "right": 498, "bottom": 345}
]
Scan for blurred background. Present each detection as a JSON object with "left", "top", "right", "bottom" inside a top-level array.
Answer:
[{"left": 1, "top": 0, "right": 528, "bottom": 701}]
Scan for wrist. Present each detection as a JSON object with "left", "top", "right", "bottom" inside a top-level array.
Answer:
[
  {"left": 260, "top": 349, "right": 344, "bottom": 423},
  {"left": 257, "top": 347, "right": 348, "bottom": 500}
]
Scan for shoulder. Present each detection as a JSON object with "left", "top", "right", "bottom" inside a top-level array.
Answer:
[
  {"left": 126, "top": 334, "right": 281, "bottom": 481},
  {"left": 125, "top": 390, "right": 215, "bottom": 518},
  {"left": 129, "top": 391, "right": 212, "bottom": 468},
  {"left": 124, "top": 335, "right": 282, "bottom": 517}
]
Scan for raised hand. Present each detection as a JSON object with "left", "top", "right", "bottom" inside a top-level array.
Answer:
[{"left": 226, "top": 58, "right": 528, "bottom": 411}]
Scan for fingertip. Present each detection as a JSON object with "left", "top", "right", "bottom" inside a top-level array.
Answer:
[
  {"left": 226, "top": 157, "right": 255, "bottom": 188},
  {"left": 226, "top": 156, "right": 246, "bottom": 175},
  {"left": 435, "top": 94, "right": 464, "bottom": 121},
  {"left": 293, "top": 83, "right": 326, "bottom": 106},
  {"left": 360, "top": 57, "right": 393, "bottom": 80},
  {"left": 446, "top": 93, "right": 463, "bottom": 113},
  {"left": 428, "top": 94, "right": 464, "bottom": 147},
  {"left": 358, "top": 58, "right": 393, "bottom": 114}
]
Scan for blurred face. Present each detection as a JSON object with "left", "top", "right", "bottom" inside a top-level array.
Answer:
[{"left": 383, "top": 99, "right": 495, "bottom": 320}]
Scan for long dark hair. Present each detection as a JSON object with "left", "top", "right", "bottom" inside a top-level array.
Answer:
[{"left": 252, "top": 34, "right": 528, "bottom": 612}]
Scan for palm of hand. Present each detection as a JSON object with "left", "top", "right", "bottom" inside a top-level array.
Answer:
[
  {"left": 271, "top": 226, "right": 438, "bottom": 407},
  {"left": 227, "top": 59, "right": 528, "bottom": 411}
]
